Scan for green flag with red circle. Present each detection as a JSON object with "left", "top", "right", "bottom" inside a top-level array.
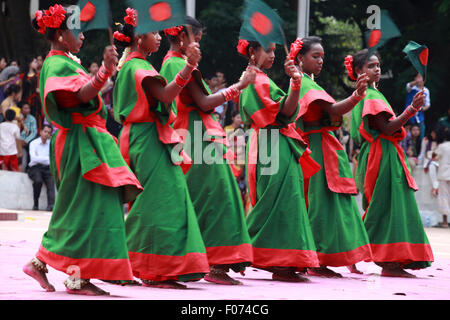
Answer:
[
  {"left": 127, "top": 0, "right": 186, "bottom": 35},
  {"left": 239, "top": 0, "right": 284, "bottom": 50},
  {"left": 76, "top": 0, "right": 111, "bottom": 33},
  {"left": 365, "top": 10, "right": 401, "bottom": 58},
  {"left": 403, "top": 41, "right": 429, "bottom": 81}
]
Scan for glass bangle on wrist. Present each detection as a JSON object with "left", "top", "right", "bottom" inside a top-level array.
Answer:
[
  {"left": 290, "top": 78, "right": 301, "bottom": 91},
  {"left": 175, "top": 72, "right": 191, "bottom": 87},
  {"left": 222, "top": 84, "right": 241, "bottom": 101}
]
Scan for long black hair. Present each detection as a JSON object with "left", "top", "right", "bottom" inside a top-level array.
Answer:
[{"left": 347, "top": 48, "right": 381, "bottom": 81}]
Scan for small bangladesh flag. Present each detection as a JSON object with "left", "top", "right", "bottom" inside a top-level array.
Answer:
[
  {"left": 239, "top": 0, "right": 284, "bottom": 51},
  {"left": 403, "top": 40, "right": 429, "bottom": 81},
  {"left": 127, "top": 0, "right": 186, "bottom": 35},
  {"left": 365, "top": 10, "right": 401, "bottom": 58},
  {"left": 74, "top": 0, "right": 111, "bottom": 35}
]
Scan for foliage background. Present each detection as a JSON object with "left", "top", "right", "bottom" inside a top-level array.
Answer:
[{"left": 0, "top": 0, "right": 448, "bottom": 132}]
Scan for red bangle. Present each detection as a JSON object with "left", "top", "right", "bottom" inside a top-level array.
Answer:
[
  {"left": 222, "top": 84, "right": 241, "bottom": 102},
  {"left": 290, "top": 79, "right": 301, "bottom": 91},
  {"left": 175, "top": 72, "right": 191, "bottom": 87},
  {"left": 405, "top": 105, "right": 418, "bottom": 117},
  {"left": 91, "top": 66, "right": 110, "bottom": 91}
]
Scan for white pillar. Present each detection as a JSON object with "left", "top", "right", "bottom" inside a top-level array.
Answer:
[
  {"left": 186, "top": 0, "right": 196, "bottom": 18},
  {"left": 297, "top": 0, "right": 310, "bottom": 38},
  {"left": 29, "top": 0, "right": 40, "bottom": 19}
]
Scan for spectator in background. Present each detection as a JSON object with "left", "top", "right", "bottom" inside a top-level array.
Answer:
[
  {"left": 18, "top": 101, "right": 37, "bottom": 171},
  {"left": 21, "top": 57, "right": 42, "bottom": 129},
  {"left": 405, "top": 124, "right": 422, "bottom": 171},
  {"left": 88, "top": 61, "right": 99, "bottom": 77},
  {"left": 0, "top": 109, "right": 22, "bottom": 171},
  {"left": 36, "top": 55, "right": 44, "bottom": 73},
  {"left": 431, "top": 129, "right": 450, "bottom": 228},
  {"left": 0, "top": 57, "right": 6, "bottom": 72},
  {"left": 212, "top": 72, "right": 228, "bottom": 126},
  {"left": 27, "top": 125, "right": 55, "bottom": 211},
  {"left": 1, "top": 84, "right": 22, "bottom": 120},
  {"left": 421, "top": 129, "right": 438, "bottom": 169},
  {"left": 405, "top": 73, "right": 430, "bottom": 141}
]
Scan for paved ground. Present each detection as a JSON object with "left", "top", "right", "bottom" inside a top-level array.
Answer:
[{"left": 1, "top": 209, "right": 450, "bottom": 301}]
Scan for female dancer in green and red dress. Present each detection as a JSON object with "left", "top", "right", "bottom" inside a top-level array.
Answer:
[
  {"left": 289, "top": 37, "right": 373, "bottom": 278},
  {"left": 237, "top": 39, "right": 322, "bottom": 282},
  {"left": 112, "top": 9, "right": 210, "bottom": 289},
  {"left": 159, "top": 17, "right": 255, "bottom": 285},
  {"left": 348, "top": 48, "right": 434, "bottom": 277},
  {"left": 23, "top": 5, "right": 143, "bottom": 296}
]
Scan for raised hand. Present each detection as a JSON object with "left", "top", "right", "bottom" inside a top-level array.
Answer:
[
  {"left": 185, "top": 42, "right": 202, "bottom": 66},
  {"left": 355, "top": 73, "right": 369, "bottom": 97},
  {"left": 284, "top": 58, "right": 301, "bottom": 82},
  {"left": 103, "top": 45, "right": 118, "bottom": 74},
  {"left": 411, "top": 90, "right": 425, "bottom": 111},
  {"left": 236, "top": 67, "right": 257, "bottom": 90}
]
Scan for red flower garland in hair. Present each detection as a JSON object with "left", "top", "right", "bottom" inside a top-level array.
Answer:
[
  {"left": 42, "top": 4, "right": 66, "bottom": 29},
  {"left": 113, "top": 31, "right": 131, "bottom": 43},
  {"left": 237, "top": 39, "right": 249, "bottom": 56},
  {"left": 35, "top": 10, "right": 46, "bottom": 35},
  {"left": 288, "top": 38, "right": 303, "bottom": 64},
  {"left": 164, "top": 26, "right": 183, "bottom": 37},
  {"left": 124, "top": 8, "right": 137, "bottom": 27},
  {"left": 344, "top": 55, "right": 357, "bottom": 80}
]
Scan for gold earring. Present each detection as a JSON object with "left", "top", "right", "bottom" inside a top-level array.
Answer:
[
  {"left": 58, "top": 36, "right": 63, "bottom": 42},
  {"left": 138, "top": 38, "right": 142, "bottom": 45}
]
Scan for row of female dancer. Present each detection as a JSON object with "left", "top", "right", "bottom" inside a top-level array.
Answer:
[{"left": 23, "top": 5, "right": 434, "bottom": 296}]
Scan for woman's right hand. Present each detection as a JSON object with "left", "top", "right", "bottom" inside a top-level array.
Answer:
[
  {"left": 355, "top": 73, "right": 369, "bottom": 97},
  {"left": 103, "top": 45, "right": 118, "bottom": 74},
  {"left": 284, "top": 58, "right": 301, "bottom": 82},
  {"left": 411, "top": 90, "right": 425, "bottom": 111},
  {"left": 185, "top": 42, "right": 202, "bottom": 66},
  {"left": 236, "top": 67, "right": 257, "bottom": 90}
]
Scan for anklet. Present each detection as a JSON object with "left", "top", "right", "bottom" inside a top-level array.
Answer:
[
  {"left": 31, "top": 257, "right": 48, "bottom": 273},
  {"left": 64, "top": 277, "right": 90, "bottom": 290}
]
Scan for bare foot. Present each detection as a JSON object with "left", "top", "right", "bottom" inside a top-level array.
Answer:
[
  {"left": 101, "top": 279, "right": 142, "bottom": 286},
  {"left": 23, "top": 259, "right": 55, "bottom": 292},
  {"left": 204, "top": 269, "right": 243, "bottom": 285},
  {"left": 65, "top": 279, "right": 110, "bottom": 296},
  {"left": 381, "top": 268, "right": 416, "bottom": 278},
  {"left": 307, "top": 267, "right": 343, "bottom": 278},
  {"left": 141, "top": 279, "right": 187, "bottom": 289},
  {"left": 347, "top": 264, "right": 364, "bottom": 274},
  {"left": 272, "top": 271, "right": 311, "bottom": 283}
]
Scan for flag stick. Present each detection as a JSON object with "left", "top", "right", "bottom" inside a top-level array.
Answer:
[
  {"left": 185, "top": 24, "right": 195, "bottom": 44},
  {"left": 108, "top": 26, "right": 114, "bottom": 46}
]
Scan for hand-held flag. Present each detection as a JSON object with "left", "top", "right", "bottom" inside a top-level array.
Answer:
[
  {"left": 365, "top": 10, "right": 401, "bottom": 58},
  {"left": 239, "top": 0, "right": 284, "bottom": 51},
  {"left": 127, "top": 0, "right": 186, "bottom": 35},
  {"left": 403, "top": 40, "right": 429, "bottom": 82}
]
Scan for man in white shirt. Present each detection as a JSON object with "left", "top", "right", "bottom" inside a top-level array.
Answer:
[
  {"left": 404, "top": 73, "right": 431, "bottom": 140},
  {"left": 433, "top": 130, "right": 450, "bottom": 228},
  {"left": 28, "top": 125, "right": 55, "bottom": 211}
]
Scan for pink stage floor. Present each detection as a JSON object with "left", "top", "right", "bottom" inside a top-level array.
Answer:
[{"left": 1, "top": 210, "right": 450, "bottom": 300}]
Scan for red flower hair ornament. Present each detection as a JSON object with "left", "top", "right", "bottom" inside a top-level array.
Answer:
[
  {"left": 42, "top": 4, "right": 66, "bottom": 29},
  {"left": 344, "top": 55, "right": 357, "bottom": 80},
  {"left": 164, "top": 26, "right": 184, "bottom": 37},
  {"left": 124, "top": 8, "right": 137, "bottom": 27},
  {"left": 113, "top": 31, "right": 131, "bottom": 43},
  {"left": 237, "top": 39, "right": 249, "bottom": 56},
  {"left": 35, "top": 10, "right": 46, "bottom": 35},
  {"left": 288, "top": 38, "right": 303, "bottom": 64}
]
